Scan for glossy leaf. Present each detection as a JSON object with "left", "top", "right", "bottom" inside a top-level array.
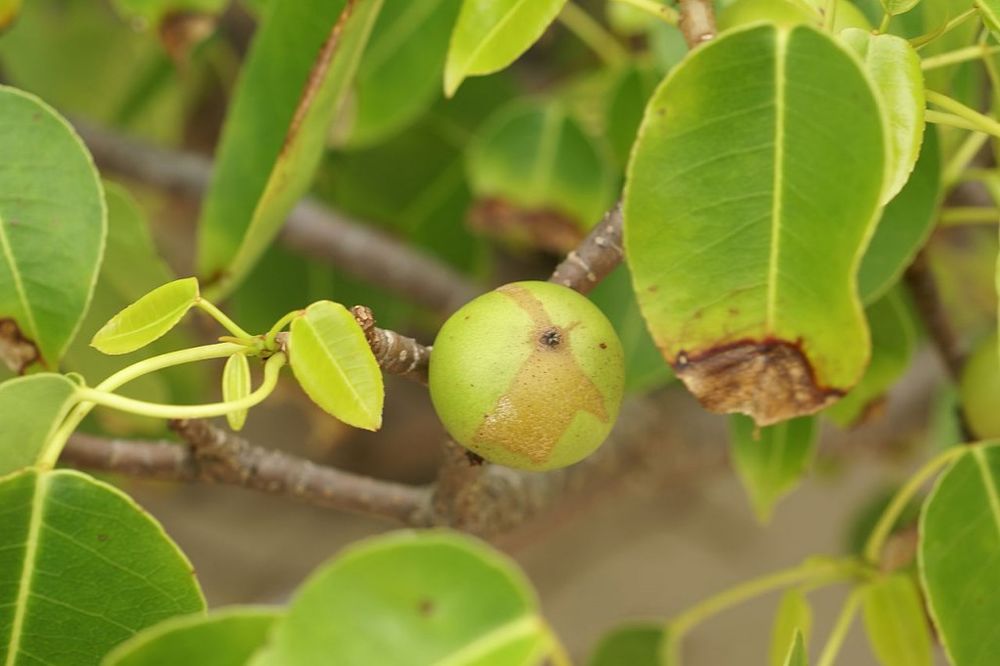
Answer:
[
  {"left": 222, "top": 353, "right": 252, "bottom": 431},
  {"left": 444, "top": 0, "right": 568, "bottom": 96},
  {"left": 840, "top": 29, "right": 923, "bottom": 204},
  {"left": 587, "top": 622, "right": 664, "bottom": 666},
  {"left": 0, "top": 85, "right": 105, "bottom": 372},
  {"left": 826, "top": 288, "right": 915, "bottom": 427},
  {"left": 782, "top": 631, "right": 808, "bottom": 666},
  {"left": 920, "top": 443, "right": 1000, "bottom": 666},
  {"left": 770, "top": 589, "right": 812, "bottom": 666},
  {"left": 103, "top": 607, "right": 280, "bottom": 666},
  {"left": 0, "top": 468, "right": 205, "bottom": 665},
  {"left": 250, "top": 530, "right": 549, "bottom": 665},
  {"left": 861, "top": 574, "right": 932, "bottom": 666},
  {"left": 960, "top": 332, "right": 1000, "bottom": 438},
  {"left": 624, "top": 24, "right": 886, "bottom": 425},
  {"left": 288, "top": 300, "right": 384, "bottom": 430},
  {"left": 883, "top": 0, "right": 920, "bottom": 16},
  {"left": 197, "top": 0, "right": 382, "bottom": 298},
  {"left": 90, "top": 277, "right": 199, "bottom": 355},
  {"left": 466, "top": 101, "right": 614, "bottom": 252},
  {"left": 730, "top": 415, "right": 818, "bottom": 522},
  {"left": 858, "top": 127, "right": 940, "bottom": 303},
  {"left": 0, "top": 373, "right": 78, "bottom": 475},
  {"left": 334, "top": 0, "right": 462, "bottom": 148}
]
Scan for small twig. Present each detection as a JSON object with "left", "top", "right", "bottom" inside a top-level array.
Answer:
[
  {"left": 62, "top": 424, "right": 432, "bottom": 525},
  {"left": 903, "top": 248, "right": 966, "bottom": 381},
  {"left": 678, "top": 0, "right": 716, "bottom": 48},
  {"left": 549, "top": 203, "right": 624, "bottom": 294},
  {"left": 351, "top": 305, "right": 431, "bottom": 383},
  {"left": 73, "top": 121, "right": 478, "bottom": 315}
]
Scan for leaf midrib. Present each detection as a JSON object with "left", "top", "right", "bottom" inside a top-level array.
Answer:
[
  {"left": 5, "top": 473, "right": 48, "bottom": 666},
  {"left": 765, "top": 29, "right": 788, "bottom": 330},
  {"left": 299, "top": 314, "right": 375, "bottom": 421},
  {"left": 434, "top": 615, "right": 540, "bottom": 666},
  {"left": 0, "top": 211, "right": 39, "bottom": 343},
  {"left": 455, "top": 0, "right": 540, "bottom": 79}
]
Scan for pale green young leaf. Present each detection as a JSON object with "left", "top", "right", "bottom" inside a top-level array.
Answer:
[
  {"left": 250, "top": 531, "right": 547, "bottom": 665},
  {"left": 103, "top": 606, "right": 280, "bottom": 666},
  {"left": 782, "top": 630, "right": 808, "bottom": 666},
  {"left": 861, "top": 574, "right": 932, "bottom": 666},
  {"left": 840, "top": 29, "right": 923, "bottom": 204},
  {"left": 624, "top": 24, "right": 886, "bottom": 425},
  {"left": 197, "top": 0, "right": 382, "bottom": 299},
  {"left": 977, "top": 0, "right": 1000, "bottom": 36},
  {"left": 333, "top": 0, "right": 462, "bottom": 149},
  {"left": 882, "top": 0, "right": 920, "bottom": 17},
  {"left": 0, "top": 468, "right": 204, "bottom": 666},
  {"left": 90, "top": 277, "right": 199, "bottom": 355},
  {"left": 858, "top": 127, "right": 940, "bottom": 303},
  {"left": 0, "top": 374, "right": 78, "bottom": 476},
  {"left": 826, "top": 288, "right": 915, "bottom": 427},
  {"left": 288, "top": 300, "right": 384, "bottom": 430},
  {"left": 587, "top": 623, "right": 665, "bottom": 666},
  {"left": 769, "top": 589, "right": 812, "bottom": 666},
  {"left": 919, "top": 442, "right": 1000, "bottom": 666},
  {"left": 730, "top": 415, "right": 818, "bottom": 522},
  {"left": 222, "top": 353, "right": 252, "bottom": 431},
  {"left": 444, "top": 0, "right": 568, "bottom": 97},
  {"left": 0, "top": 86, "right": 106, "bottom": 372}
]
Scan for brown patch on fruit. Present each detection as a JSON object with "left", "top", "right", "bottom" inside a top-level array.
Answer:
[
  {"left": 467, "top": 197, "right": 584, "bottom": 254},
  {"left": 0, "top": 318, "right": 40, "bottom": 374},
  {"left": 472, "top": 285, "right": 608, "bottom": 464},
  {"left": 672, "top": 339, "right": 842, "bottom": 426}
]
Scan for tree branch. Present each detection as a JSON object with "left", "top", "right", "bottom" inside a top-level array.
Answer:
[
  {"left": 904, "top": 248, "right": 966, "bottom": 380},
  {"left": 351, "top": 305, "right": 431, "bottom": 383},
  {"left": 62, "top": 422, "right": 432, "bottom": 525},
  {"left": 74, "top": 121, "right": 478, "bottom": 314},
  {"left": 678, "top": 0, "right": 717, "bottom": 48},
  {"left": 549, "top": 202, "right": 624, "bottom": 294}
]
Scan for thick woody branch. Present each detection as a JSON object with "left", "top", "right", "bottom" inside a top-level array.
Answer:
[
  {"left": 351, "top": 305, "right": 431, "bottom": 383},
  {"left": 74, "top": 122, "right": 477, "bottom": 314},
  {"left": 678, "top": 0, "right": 717, "bottom": 48},
  {"left": 904, "top": 248, "right": 966, "bottom": 380},
  {"left": 62, "top": 422, "right": 432, "bottom": 525},
  {"left": 549, "top": 203, "right": 624, "bottom": 294}
]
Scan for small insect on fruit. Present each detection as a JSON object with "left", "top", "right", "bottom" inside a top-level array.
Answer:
[{"left": 429, "top": 281, "right": 625, "bottom": 471}]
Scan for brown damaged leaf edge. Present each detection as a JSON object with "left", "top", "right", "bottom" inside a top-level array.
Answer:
[
  {"left": 0, "top": 318, "right": 41, "bottom": 374},
  {"left": 672, "top": 338, "right": 843, "bottom": 426},
  {"left": 467, "top": 197, "right": 585, "bottom": 254},
  {"left": 472, "top": 284, "right": 608, "bottom": 464}
]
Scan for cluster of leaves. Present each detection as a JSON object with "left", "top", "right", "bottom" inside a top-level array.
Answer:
[{"left": 2, "top": 0, "right": 1000, "bottom": 663}]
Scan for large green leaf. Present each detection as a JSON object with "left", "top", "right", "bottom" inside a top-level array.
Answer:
[
  {"left": 858, "top": 127, "right": 940, "bottom": 303},
  {"left": 0, "top": 468, "right": 205, "bottom": 665},
  {"left": 730, "top": 415, "right": 818, "bottom": 522},
  {"left": 0, "top": 373, "right": 78, "bottom": 475},
  {"left": 920, "top": 442, "right": 1000, "bottom": 666},
  {"left": 839, "top": 29, "right": 923, "bottom": 204},
  {"left": 587, "top": 622, "right": 664, "bottom": 666},
  {"left": 197, "top": 0, "right": 382, "bottom": 298},
  {"left": 333, "top": 0, "right": 462, "bottom": 148},
  {"left": 250, "top": 531, "right": 550, "bottom": 665},
  {"left": 103, "top": 607, "right": 280, "bottom": 666},
  {"left": 826, "top": 288, "right": 915, "bottom": 427},
  {"left": 770, "top": 589, "right": 812, "bottom": 666},
  {"left": 0, "top": 85, "right": 106, "bottom": 372},
  {"left": 288, "top": 300, "right": 384, "bottom": 431},
  {"left": 861, "top": 574, "right": 932, "bottom": 666},
  {"left": 624, "top": 23, "right": 887, "bottom": 425},
  {"left": 444, "top": 0, "right": 568, "bottom": 96},
  {"left": 90, "top": 277, "right": 199, "bottom": 355}
]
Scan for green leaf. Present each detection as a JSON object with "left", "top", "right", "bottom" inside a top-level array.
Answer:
[
  {"left": 587, "top": 622, "right": 664, "bottom": 666},
  {"left": 882, "top": 0, "right": 921, "bottom": 17},
  {"left": 770, "top": 589, "right": 812, "bottom": 666},
  {"left": 839, "top": 29, "right": 923, "bottom": 204},
  {"left": 333, "top": 0, "right": 462, "bottom": 148},
  {"left": 977, "top": 0, "right": 1000, "bottom": 35},
  {"left": 919, "top": 442, "right": 1000, "bottom": 666},
  {"left": 730, "top": 415, "right": 818, "bottom": 522},
  {"left": 624, "top": 23, "right": 887, "bottom": 425},
  {"left": 466, "top": 100, "right": 614, "bottom": 252},
  {"left": 444, "top": 0, "right": 568, "bottom": 96},
  {"left": 90, "top": 277, "right": 200, "bottom": 355},
  {"left": 605, "top": 65, "right": 658, "bottom": 167},
  {"left": 0, "top": 468, "right": 205, "bottom": 665},
  {"left": 826, "top": 287, "right": 916, "bottom": 427},
  {"left": 960, "top": 332, "right": 1000, "bottom": 439},
  {"left": 782, "top": 630, "right": 808, "bottom": 666},
  {"left": 222, "top": 353, "right": 251, "bottom": 431},
  {"left": 110, "top": 0, "right": 226, "bottom": 25},
  {"left": 250, "top": 530, "right": 549, "bottom": 665},
  {"left": 103, "top": 606, "right": 281, "bottom": 666},
  {"left": 288, "top": 300, "right": 384, "bottom": 430},
  {"left": 0, "top": 85, "right": 106, "bottom": 372},
  {"left": 861, "top": 574, "right": 932, "bottom": 666},
  {"left": 197, "top": 0, "right": 382, "bottom": 299},
  {"left": 858, "top": 127, "right": 940, "bottom": 303},
  {"left": 0, "top": 374, "right": 78, "bottom": 476},
  {"left": 0, "top": 0, "right": 20, "bottom": 31}
]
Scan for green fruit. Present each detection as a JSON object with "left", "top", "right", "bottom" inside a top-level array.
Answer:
[
  {"left": 429, "top": 281, "right": 625, "bottom": 471},
  {"left": 960, "top": 332, "right": 1000, "bottom": 439}
]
